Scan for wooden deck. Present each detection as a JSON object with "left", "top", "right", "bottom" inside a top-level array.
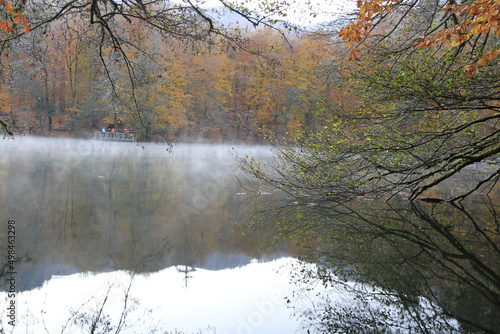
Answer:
[{"left": 94, "top": 132, "right": 134, "bottom": 141}]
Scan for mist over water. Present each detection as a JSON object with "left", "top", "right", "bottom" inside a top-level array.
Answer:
[
  {"left": 0, "top": 136, "right": 281, "bottom": 275},
  {"left": 1, "top": 136, "right": 495, "bottom": 333},
  {"left": 1, "top": 136, "right": 301, "bottom": 334}
]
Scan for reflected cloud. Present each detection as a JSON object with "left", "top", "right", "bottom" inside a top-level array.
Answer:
[{"left": 5, "top": 258, "right": 300, "bottom": 334}]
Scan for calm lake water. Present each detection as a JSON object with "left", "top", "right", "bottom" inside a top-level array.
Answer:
[{"left": 1, "top": 137, "right": 499, "bottom": 333}]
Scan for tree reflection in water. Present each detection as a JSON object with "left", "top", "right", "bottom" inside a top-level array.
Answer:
[{"left": 269, "top": 195, "right": 500, "bottom": 333}]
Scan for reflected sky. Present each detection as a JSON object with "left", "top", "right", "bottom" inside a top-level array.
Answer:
[
  {"left": 4, "top": 256, "right": 461, "bottom": 334},
  {"left": 10, "top": 258, "right": 301, "bottom": 334}
]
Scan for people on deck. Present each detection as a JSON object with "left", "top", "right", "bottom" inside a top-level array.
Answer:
[{"left": 95, "top": 126, "right": 132, "bottom": 140}]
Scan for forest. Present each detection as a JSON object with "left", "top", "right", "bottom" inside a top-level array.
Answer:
[
  {"left": 0, "top": 0, "right": 499, "bottom": 199},
  {"left": 0, "top": 1, "right": 499, "bottom": 332},
  {"left": 0, "top": 1, "right": 338, "bottom": 143}
]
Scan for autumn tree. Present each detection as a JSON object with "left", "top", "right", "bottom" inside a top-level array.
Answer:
[
  {"left": 53, "top": 16, "right": 109, "bottom": 133},
  {"left": 240, "top": 0, "right": 500, "bottom": 202},
  {"left": 227, "top": 28, "right": 286, "bottom": 140},
  {"left": 280, "top": 34, "right": 334, "bottom": 137},
  {"left": 0, "top": 0, "right": 295, "bottom": 138},
  {"left": 7, "top": 26, "right": 65, "bottom": 134},
  {"left": 151, "top": 54, "right": 191, "bottom": 138},
  {"left": 183, "top": 50, "right": 234, "bottom": 142},
  {"left": 228, "top": 28, "right": 334, "bottom": 142},
  {"left": 0, "top": 74, "right": 15, "bottom": 134}
]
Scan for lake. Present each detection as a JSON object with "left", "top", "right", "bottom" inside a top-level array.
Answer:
[{"left": 0, "top": 137, "right": 499, "bottom": 333}]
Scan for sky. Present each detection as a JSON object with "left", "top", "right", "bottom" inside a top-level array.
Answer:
[{"left": 198, "top": 0, "right": 357, "bottom": 25}]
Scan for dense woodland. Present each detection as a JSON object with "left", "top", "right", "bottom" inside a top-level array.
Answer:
[
  {"left": 237, "top": 0, "right": 500, "bottom": 202},
  {"left": 0, "top": 12, "right": 337, "bottom": 142},
  {"left": 0, "top": 0, "right": 498, "bottom": 193},
  {"left": 0, "top": 0, "right": 498, "bottom": 199}
]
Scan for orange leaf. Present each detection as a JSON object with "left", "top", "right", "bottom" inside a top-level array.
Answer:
[
  {"left": 464, "top": 64, "right": 477, "bottom": 76},
  {"left": 346, "top": 48, "right": 361, "bottom": 61},
  {"left": 478, "top": 49, "right": 500, "bottom": 66},
  {"left": 477, "top": 56, "right": 488, "bottom": 66},
  {"left": 24, "top": 24, "right": 31, "bottom": 34},
  {"left": 469, "top": 6, "right": 480, "bottom": 15},
  {"left": 4, "top": 1, "right": 12, "bottom": 12}
]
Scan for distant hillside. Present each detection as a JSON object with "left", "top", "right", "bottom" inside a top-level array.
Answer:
[
  {"left": 202, "top": 4, "right": 349, "bottom": 31},
  {"left": 202, "top": 5, "right": 272, "bottom": 30}
]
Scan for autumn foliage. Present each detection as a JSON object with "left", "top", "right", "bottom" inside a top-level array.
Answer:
[
  {"left": 0, "top": 16, "right": 334, "bottom": 142},
  {"left": 340, "top": 0, "right": 500, "bottom": 74},
  {"left": 0, "top": 0, "right": 30, "bottom": 34},
  {"left": 339, "top": 1, "right": 399, "bottom": 44}
]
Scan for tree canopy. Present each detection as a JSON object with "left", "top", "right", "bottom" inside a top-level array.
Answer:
[
  {"left": 238, "top": 0, "right": 500, "bottom": 202},
  {"left": 0, "top": 0, "right": 296, "bottom": 138},
  {"left": 340, "top": 0, "right": 500, "bottom": 74}
]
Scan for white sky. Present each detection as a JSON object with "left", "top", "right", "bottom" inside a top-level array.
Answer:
[{"left": 199, "top": 0, "right": 357, "bottom": 25}]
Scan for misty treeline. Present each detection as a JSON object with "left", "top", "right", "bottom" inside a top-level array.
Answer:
[
  {"left": 0, "top": 0, "right": 498, "bottom": 200},
  {"left": 0, "top": 9, "right": 337, "bottom": 142}
]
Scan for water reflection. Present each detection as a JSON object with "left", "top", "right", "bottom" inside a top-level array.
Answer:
[
  {"left": 275, "top": 196, "right": 500, "bottom": 333},
  {"left": 5, "top": 258, "right": 301, "bottom": 334},
  {"left": 0, "top": 137, "right": 283, "bottom": 287},
  {"left": 0, "top": 137, "right": 294, "bottom": 333},
  {"left": 1, "top": 137, "right": 499, "bottom": 333}
]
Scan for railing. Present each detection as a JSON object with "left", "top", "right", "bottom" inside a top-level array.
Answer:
[{"left": 94, "top": 132, "right": 134, "bottom": 141}]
